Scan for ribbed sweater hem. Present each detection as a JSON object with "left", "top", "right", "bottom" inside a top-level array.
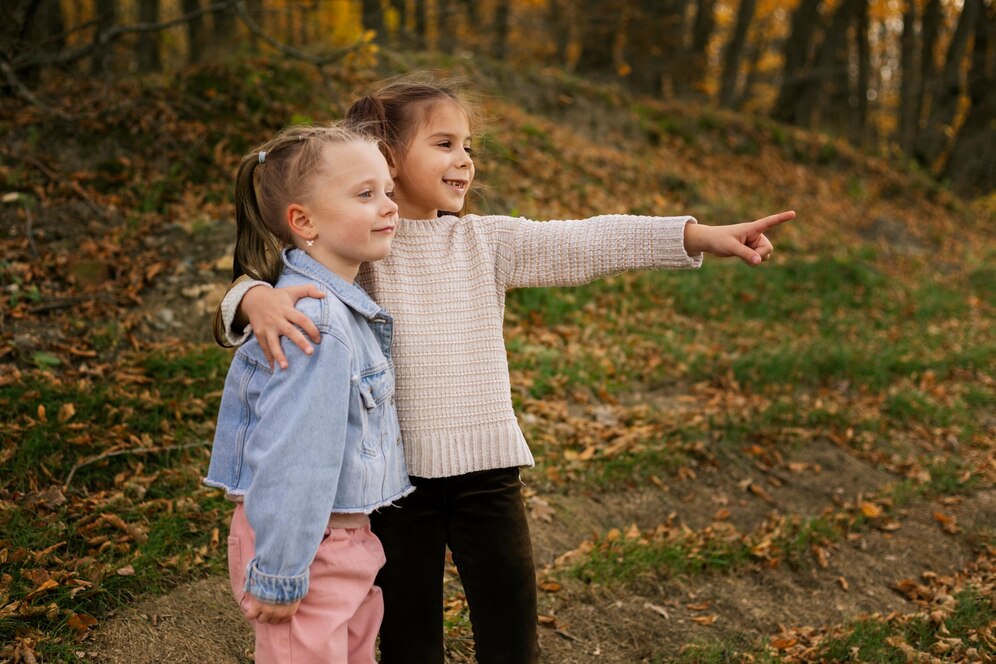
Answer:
[{"left": 402, "top": 422, "right": 535, "bottom": 479}]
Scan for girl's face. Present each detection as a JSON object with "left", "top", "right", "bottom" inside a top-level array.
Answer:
[
  {"left": 293, "top": 141, "right": 398, "bottom": 281},
  {"left": 393, "top": 101, "right": 474, "bottom": 219}
]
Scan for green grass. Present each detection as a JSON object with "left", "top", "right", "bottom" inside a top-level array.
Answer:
[
  {"left": 0, "top": 345, "right": 233, "bottom": 656},
  {"left": 814, "top": 588, "right": 995, "bottom": 662}
]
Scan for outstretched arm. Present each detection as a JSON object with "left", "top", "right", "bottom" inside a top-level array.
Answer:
[{"left": 683, "top": 210, "right": 795, "bottom": 265}]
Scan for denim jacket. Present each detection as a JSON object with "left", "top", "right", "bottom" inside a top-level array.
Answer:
[{"left": 205, "top": 248, "right": 412, "bottom": 604}]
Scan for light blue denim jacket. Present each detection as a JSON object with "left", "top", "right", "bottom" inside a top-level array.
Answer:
[{"left": 204, "top": 248, "right": 412, "bottom": 604}]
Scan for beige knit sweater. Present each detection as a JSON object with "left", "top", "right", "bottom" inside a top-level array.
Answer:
[{"left": 222, "top": 214, "right": 702, "bottom": 478}]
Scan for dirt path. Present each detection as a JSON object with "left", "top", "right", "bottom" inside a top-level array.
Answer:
[{"left": 88, "top": 435, "right": 994, "bottom": 663}]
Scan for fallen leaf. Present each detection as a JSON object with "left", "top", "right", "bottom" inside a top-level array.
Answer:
[
  {"left": 859, "top": 502, "right": 882, "bottom": 518},
  {"left": 690, "top": 614, "right": 718, "bottom": 625},
  {"left": 686, "top": 601, "right": 711, "bottom": 611},
  {"left": 58, "top": 402, "right": 76, "bottom": 423},
  {"left": 67, "top": 613, "right": 98, "bottom": 632},
  {"left": 529, "top": 495, "right": 555, "bottom": 523},
  {"left": 538, "top": 580, "right": 562, "bottom": 593}
]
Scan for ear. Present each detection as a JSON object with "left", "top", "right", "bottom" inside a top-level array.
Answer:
[{"left": 285, "top": 203, "right": 314, "bottom": 241}]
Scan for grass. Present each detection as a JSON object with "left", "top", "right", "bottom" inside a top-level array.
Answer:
[{"left": 0, "top": 345, "right": 233, "bottom": 657}]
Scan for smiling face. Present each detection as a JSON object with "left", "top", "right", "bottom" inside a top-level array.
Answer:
[
  {"left": 289, "top": 140, "right": 398, "bottom": 281},
  {"left": 392, "top": 100, "right": 475, "bottom": 219}
]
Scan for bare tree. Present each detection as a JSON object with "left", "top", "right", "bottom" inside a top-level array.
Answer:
[
  {"left": 182, "top": 0, "right": 207, "bottom": 64},
  {"left": 898, "top": 0, "right": 918, "bottom": 152},
  {"left": 771, "top": 0, "right": 823, "bottom": 124},
  {"left": 853, "top": 0, "right": 870, "bottom": 142},
  {"left": 491, "top": 0, "right": 511, "bottom": 60},
  {"left": 914, "top": 0, "right": 983, "bottom": 169},
  {"left": 718, "top": 0, "right": 757, "bottom": 107},
  {"left": 361, "top": 0, "right": 385, "bottom": 41},
  {"left": 92, "top": 0, "right": 117, "bottom": 75},
  {"left": 682, "top": 0, "right": 716, "bottom": 96},
  {"left": 944, "top": 0, "right": 995, "bottom": 195},
  {"left": 576, "top": 0, "right": 624, "bottom": 79},
  {"left": 137, "top": 0, "right": 161, "bottom": 72}
]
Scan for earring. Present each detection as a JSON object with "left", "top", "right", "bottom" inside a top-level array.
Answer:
[{"left": 306, "top": 239, "right": 315, "bottom": 247}]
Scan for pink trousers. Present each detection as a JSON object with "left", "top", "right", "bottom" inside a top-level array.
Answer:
[{"left": 227, "top": 505, "right": 387, "bottom": 664}]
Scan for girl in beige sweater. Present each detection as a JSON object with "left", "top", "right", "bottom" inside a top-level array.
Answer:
[{"left": 217, "top": 76, "right": 794, "bottom": 664}]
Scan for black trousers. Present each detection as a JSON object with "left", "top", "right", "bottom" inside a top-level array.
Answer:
[{"left": 371, "top": 467, "right": 540, "bottom": 664}]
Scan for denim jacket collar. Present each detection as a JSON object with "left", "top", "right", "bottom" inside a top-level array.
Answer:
[{"left": 281, "top": 247, "right": 387, "bottom": 322}]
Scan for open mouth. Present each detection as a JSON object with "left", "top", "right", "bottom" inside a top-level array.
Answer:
[{"left": 443, "top": 179, "right": 467, "bottom": 191}]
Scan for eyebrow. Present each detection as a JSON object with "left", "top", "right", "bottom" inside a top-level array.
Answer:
[{"left": 427, "top": 131, "right": 471, "bottom": 142}]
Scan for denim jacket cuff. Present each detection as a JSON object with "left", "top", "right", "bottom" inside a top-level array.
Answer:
[{"left": 244, "top": 558, "right": 309, "bottom": 604}]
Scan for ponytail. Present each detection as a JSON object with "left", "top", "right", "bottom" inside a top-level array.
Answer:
[
  {"left": 232, "top": 154, "right": 284, "bottom": 285},
  {"left": 213, "top": 123, "right": 379, "bottom": 347}
]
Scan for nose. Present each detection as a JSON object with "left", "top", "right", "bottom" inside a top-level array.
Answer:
[
  {"left": 456, "top": 147, "right": 473, "bottom": 168},
  {"left": 382, "top": 194, "right": 398, "bottom": 216}
]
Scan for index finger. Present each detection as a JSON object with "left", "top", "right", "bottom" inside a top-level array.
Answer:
[{"left": 750, "top": 210, "right": 795, "bottom": 232}]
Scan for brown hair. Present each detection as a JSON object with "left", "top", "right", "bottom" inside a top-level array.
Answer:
[
  {"left": 214, "top": 123, "right": 378, "bottom": 346},
  {"left": 344, "top": 73, "right": 478, "bottom": 175}
]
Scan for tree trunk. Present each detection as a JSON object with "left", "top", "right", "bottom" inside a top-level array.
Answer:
[
  {"left": 736, "top": 18, "right": 770, "bottom": 109},
  {"left": 898, "top": 0, "right": 918, "bottom": 152},
  {"left": 181, "top": 0, "right": 204, "bottom": 64},
  {"left": 627, "top": 0, "right": 666, "bottom": 96},
  {"left": 213, "top": 1, "right": 236, "bottom": 47},
  {"left": 438, "top": 0, "right": 453, "bottom": 53},
  {"left": 92, "top": 0, "right": 117, "bottom": 76},
  {"left": 412, "top": 0, "right": 428, "bottom": 49},
  {"left": 137, "top": 0, "right": 161, "bottom": 72},
  {"left": 914, "top": 0, "right": 983, "bottom": 169},
  {"left": 852, "top": 0, "right": 870, "bottom": 142},
  {"left": 718, "top": 0, "right": 757, "bottom": 107},
  {"left": 546, "top": 0, "right": 569, "bottom": 66},
  {"left": 684, "top": 0, "right": 716, "bottom": 96},
  {"left": 491, "top": 0, "right": 511, "bottom": 60},
  {"left": 361, "top": 0, "right": 385, "bottom": 40},
  {"left": 944, "top": 0, "right": 995, "bottom": 196},
  {"left": 819, "top": 0, "right": 858, "bottom": 133},
  {"left": 771, "top": 0, "right": 823, "bottom": 124},
  {"left": 2, "top": 0, "right": 65, "bottom": 84},
  {"left": 576, "top": 0, "right": 624, "bottom": 78}
]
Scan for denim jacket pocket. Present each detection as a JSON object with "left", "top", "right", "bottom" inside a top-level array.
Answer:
[{"left": 358, "top": 366, "right": 394, "bottom": 458}]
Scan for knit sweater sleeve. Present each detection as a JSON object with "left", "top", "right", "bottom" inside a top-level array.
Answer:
[{"left": 487, "top": 214, "right": 703, "bottom": 290}]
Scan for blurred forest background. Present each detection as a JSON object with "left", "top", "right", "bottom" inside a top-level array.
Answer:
[{"left": 1, "top": 0, "right": 993, "bottom": 198}]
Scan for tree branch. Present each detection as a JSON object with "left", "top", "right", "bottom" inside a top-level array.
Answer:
[
  {"left": 12, "top": 1, "right": 231, "bottom": 71},
  {"left": 233, "top": 0, "right": 366, "bottom": 67},
  {"left": 0, "top": 59, "right": 72, "bottom": 120}
]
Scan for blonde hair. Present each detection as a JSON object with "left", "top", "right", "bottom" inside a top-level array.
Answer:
[{"left": 214, "top": 123, "right": 378, "bottom": 346}]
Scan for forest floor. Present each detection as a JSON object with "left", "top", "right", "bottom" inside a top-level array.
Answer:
[{"left": 1, "top": 55, "right": 993, "bottom": 663}]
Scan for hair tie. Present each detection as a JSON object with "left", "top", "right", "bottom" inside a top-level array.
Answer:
[{"left": 258, "top": 151, "right": 266, "bottom": 164}]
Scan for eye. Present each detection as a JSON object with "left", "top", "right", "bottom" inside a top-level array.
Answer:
[
  {"left": 386, "top": 190, "right": 395, "bottom": 199},
  {"left": 359, "top": 190, "right": 373, "bottom": 198},
  {"left": 464, "top": 146, "right": 474, "bottom": 156},
  {"left": 438, "top": 140, "right": 452, "bottom": 149}
]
